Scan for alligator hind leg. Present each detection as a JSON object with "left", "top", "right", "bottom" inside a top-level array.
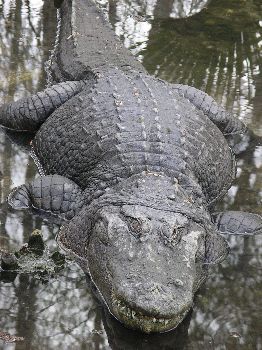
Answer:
[
  {"left": 0, "top": 81, "right": 85, "bottom": 132},
  {"left": 173, "top": 84, "right": 246, "bottom": 135}
]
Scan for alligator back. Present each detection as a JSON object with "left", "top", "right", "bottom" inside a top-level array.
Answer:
[{"left": 33, "top": 68, "right": 234, "bottom": 206}]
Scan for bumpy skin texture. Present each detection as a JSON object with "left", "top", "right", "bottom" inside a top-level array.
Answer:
[
  {"left": 173, "top": 84, "right": 246, "bottom": 135},
  {"left": 34, "top": 68, "right": 235, "bottom": 204},
  {"left": 1, "top": 0, "right": 261, "bottom": 334},
  {"left": 0, "top": 81, "right": 85, "bottom": 132},
  {"left": 8, "top": 175, "right": 84, "bottom": 221},
  {"left": 212, "top": 211, "right": 262, "bottom": 235}
]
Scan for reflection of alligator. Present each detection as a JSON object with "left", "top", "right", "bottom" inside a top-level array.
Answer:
[{"left": 0, "top": 0, "right": 261, "bottom": 334}]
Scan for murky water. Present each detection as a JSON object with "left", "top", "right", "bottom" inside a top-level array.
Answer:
[{"left": 0, "top": 0, "right": 261, "bottom": 349}]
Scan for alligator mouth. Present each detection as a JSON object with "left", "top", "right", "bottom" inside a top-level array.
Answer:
[{"left": 111, "top": 294, "right": 190, "bottom": 333}]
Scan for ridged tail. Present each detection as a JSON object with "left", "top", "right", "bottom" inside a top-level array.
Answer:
[{"left": 49, "top": 0, "right": 145, "bottom": 82}]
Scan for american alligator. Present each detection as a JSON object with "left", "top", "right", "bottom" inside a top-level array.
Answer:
[{"left": 0, "top": 0, "right": 262, "bottom": 334}]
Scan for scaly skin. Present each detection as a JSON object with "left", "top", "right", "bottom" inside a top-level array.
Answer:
[
  {"left": 34, "top": 68, "right": 235, "bottom": 203},
  {"left": 0, "top": 0, "right": 261, "bottom": 334},
  {"left": 31, "top": 65, "right": 233, "bottom": 331}
]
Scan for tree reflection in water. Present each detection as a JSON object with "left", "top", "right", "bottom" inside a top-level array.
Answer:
[{"left": 0, "top": 0, "right": 261, "bottom": 349}]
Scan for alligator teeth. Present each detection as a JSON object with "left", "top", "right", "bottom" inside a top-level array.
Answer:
[{"left": 112, "top": 296, "right": 175, "bottom": 327}]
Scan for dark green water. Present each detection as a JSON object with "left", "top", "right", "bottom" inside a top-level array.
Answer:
[{"left": 0, "top": 0, "right": 261, "bottom": 349}]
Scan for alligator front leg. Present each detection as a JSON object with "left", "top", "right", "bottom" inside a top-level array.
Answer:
[
  {"left": 8, "top": 175, "right": 84, "bottom": 222},
  {"left": 212, "top": 211, "right": 262, "bottom": 236},
  {"left": 173, "top": 84, "right": 246, "bottom": 135},
  {"left": 0, "top": 81, "right": 85, "bottom": 132}
]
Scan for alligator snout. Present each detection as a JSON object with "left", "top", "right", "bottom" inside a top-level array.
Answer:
[
  {"left": 111, "top": 280, "right": 193, "bottom": 333},
  {"left": 115, "top": 280, "right": 190, "bottom": 316}
]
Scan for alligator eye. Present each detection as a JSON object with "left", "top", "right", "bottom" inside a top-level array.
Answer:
[
  {"left": 128, "top": 218, "right": 143, "bottom": 236},
  {"left": 171, "top": 226, "right": 184, "bottom": 245},
  {"left": 127, "top": 217, "right": 149, "bottom": 238}
]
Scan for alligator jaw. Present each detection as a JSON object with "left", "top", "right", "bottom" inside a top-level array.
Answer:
[{"left": 111, "top": 294, "right": 191, "bottom": 333}]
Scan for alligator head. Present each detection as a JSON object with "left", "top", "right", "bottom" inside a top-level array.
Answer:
[{"left": 57, "top": 203, "right": 228, "bottom": 333}]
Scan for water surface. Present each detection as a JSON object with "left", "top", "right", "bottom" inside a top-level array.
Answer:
[{"left": 0, "top": 0, "right": 261, "bottom": 349}]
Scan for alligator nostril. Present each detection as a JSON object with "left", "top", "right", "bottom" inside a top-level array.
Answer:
[
  {"left": 128, "top": 250, "right": 135, "bottom": 261},
  {"left": 174, "top": 279, "right": 184, "bottom": 287}
]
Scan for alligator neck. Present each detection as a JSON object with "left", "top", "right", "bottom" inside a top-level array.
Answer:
[
  {"left": 86, "top": 173, "right": 211, "bottom": 226},
  {"left": 49, "top": 0, "right": 146, "bottom": 82}
]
